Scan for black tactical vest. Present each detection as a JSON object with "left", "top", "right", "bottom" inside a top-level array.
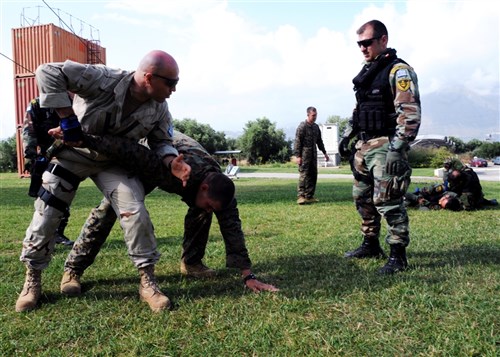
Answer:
[{"left": 352, "top": 50, "right": 406, "bottom": 136}]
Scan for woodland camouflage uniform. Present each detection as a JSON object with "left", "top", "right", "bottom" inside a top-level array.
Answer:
[
  {"left": 340, "top": 43, "right": 421, "bottom": 274},
  {"left": 294, "top": 119, "right": 327, "bottom": 200},
  {"left": 64, "top": 131, "right": 251, "bottom": 276}
]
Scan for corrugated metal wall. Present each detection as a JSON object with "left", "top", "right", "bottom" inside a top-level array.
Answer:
[
  {"left": 12, "top": 23, "right": 106, "bottom": 176},
  {"left": 14, "top": 76, "right": 38, "bottom": 175}
]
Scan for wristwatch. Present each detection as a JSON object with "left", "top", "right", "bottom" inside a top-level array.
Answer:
[{"left": 243, "top": 273, "right": 256, "bottom": 284}]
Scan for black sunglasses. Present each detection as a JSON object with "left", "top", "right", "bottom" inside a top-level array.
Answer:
[
  {"left": 357, "top": 36, "right": 382, "bottom": 48},
  {"left": 151, "top": 73, "right": 179, "bottom": 88}
]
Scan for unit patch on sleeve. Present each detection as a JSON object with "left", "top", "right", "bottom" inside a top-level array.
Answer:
[{"left": 396, "top": 68, "right": 411, "bottom": 92}]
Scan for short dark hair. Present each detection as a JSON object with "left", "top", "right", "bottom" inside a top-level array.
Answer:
[
  {"left": 357, "top": 20, "right": 388, "bottom": 38},
  {"left": 444, "top": 196, "right": 462, "bottom": 211},
  {"left": 205, "top": 173, "right": 235, "bottom": 209},
  {"left": 306, "top": 106, "right": 316, "bottom": 114}
]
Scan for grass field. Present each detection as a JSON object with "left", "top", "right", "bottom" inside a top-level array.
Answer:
[{"left": 1, "top": 172, "right": 499, "bottom": 356}]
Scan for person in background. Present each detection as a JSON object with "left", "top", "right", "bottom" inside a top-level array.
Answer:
[
  {"left": 59, "top": 131, "right": 279, "bottom": 300},
  {"left": 443, "top": 159, "right": 497, "bottom": 210},
  {"left": 294, "top": 106, "right": 329, "bottom": 205},
  {"left": 16, "top": 50, "right": 191, "bottom": 313},
  {"left": 339, "top": 20, "right": 421, "bottom": 274},
  {"left": 22, "top": 97, "right": 74, "bottom": 246}
]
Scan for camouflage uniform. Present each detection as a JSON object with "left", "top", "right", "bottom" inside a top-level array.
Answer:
[
  {"left": 446, "top": 164, "right": 497, "bottom": 210},
  {"left": 404, "top": 183, "right": 448, "bottom": 210},
  {"left": 294, "top": 120, "right": 327, "bottom": 199},
  {"left": 22, "top": 98, "right": 71, "bottom": 244},
  {"left": 65, "top": 131, "right": 251, "bottom": 275},
  {"left": 22, "top": 98, "right": 60, "bottom": 167},
  {"left": 345, "top": 48, "right": 421, "bottom": 247}
]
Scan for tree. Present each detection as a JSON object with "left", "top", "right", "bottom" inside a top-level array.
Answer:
[
  {"left": 448, "top": 136, "right": 467, "bottom": 154},
  {"left": 464, "top": 139, "right": 483, "bottom": 153},
  {"left": 326, "top": 115, "right": 350, "bottom": 135},
  {"left": 0, "top": 134, "right": 17, "bottom": 172},
  {"left": 173, "top": 118, "right": 228, "bottom": 154},
  {"left": 238, "top": 117, "right": 292, "bottom": 164},
  {"left": 473, "top": 141, "right": 500, "bottom": 159}
]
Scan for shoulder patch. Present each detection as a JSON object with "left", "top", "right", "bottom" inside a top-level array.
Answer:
[{"left": 395, "top": 68, "right": 411, "bottom": 92}]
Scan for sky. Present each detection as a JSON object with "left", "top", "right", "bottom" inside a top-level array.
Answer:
[{"left": 0, "top": 0, "right": 499, "bottom": 141}]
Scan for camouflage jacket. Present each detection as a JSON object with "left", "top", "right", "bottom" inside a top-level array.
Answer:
[
  {"left": 404, "top": 183, "right": 447, "bottom": 210},
  {"left": 22, "top": 98, "right": 60, "bottom": 160},
  {"left": 447, "top": 167, "right": 486, "bottom": 210},
  {"left": 82, "top": 131, "right": 251, "bottom": 269},
  {"left": 294, "top": 121, "right": 327, "bottom": 160},
  {"left": 83, "top": 130, "right": 221, "bottom": 206}
]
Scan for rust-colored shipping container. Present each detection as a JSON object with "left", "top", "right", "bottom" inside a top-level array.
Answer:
[
  {"left": 12, "top": 23, "right": 106, "bottom": 76},
  {"left": 12, "top": 23, "right": 106, "bottom": 176},
  {"left": 14, "top": 76, "right": 38, "bottom": 176}
]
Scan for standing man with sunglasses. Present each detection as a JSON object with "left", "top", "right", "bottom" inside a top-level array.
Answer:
[
  {"left": 16, "top": 50, "right": 191, "bottom": 313},
  {"left": 339, "top": 20, "right": 421, "bottom": 274}
]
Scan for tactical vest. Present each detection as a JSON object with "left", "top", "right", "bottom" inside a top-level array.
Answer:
[{"left": 353, "top": 57, "right": 406, "bottom": 136}]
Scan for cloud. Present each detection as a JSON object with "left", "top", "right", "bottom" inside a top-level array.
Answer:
[{"left": 1, "top": 0, "right": 498, "bottom": 140}]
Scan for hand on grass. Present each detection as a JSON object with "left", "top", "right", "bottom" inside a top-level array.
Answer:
[{"left": 245, "top": 279, "right": 280, "bottom": 293}]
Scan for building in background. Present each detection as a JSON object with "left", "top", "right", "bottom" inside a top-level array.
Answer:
[{"left": 319, "top": 123, "right": 339, "bottom": 167}]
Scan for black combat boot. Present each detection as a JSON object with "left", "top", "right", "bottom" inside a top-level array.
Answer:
[
  {"left": 344, "top": 237, "right": 386, "bottom": 259},
  {"left": 379, "top": 244, "right": 408, "bottom": 275},
  {"left": 55, "top": 217, "right": 74, "bottom": 246}
]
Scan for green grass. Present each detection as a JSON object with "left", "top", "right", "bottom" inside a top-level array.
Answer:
[
  {"left": 1, "top": 172, "right": 499, "bottom": 356},
  {"left": 238, "top": 164, "right": 436, "bottom": 177}
]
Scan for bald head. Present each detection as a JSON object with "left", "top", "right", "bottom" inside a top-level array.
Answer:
[
  {"left": 132, "top": 50, "right": 179, "bottom": 102},
  {"left": 138, "top": 50, "right": 178, "bottom": 74}
]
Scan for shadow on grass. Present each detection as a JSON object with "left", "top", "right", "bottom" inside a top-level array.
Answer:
[
  {"left": 409, "top": 243, "right": 500, "bottom": 268},
  {"left": 34, "top": 242, "right": 500, "bottom": 310}
]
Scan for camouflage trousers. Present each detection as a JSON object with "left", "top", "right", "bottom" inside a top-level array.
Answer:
[
  {"left": 297, "top": 158, "right": 318, "bottom": 198},
  {"left": 65, "top": 198, "right": 117, "bottom": 274},
  {"left": 352, "top": 137, "right": 412, "bottom": 246},
  {"left": 65, "top": 197, "right": 252, "bottom": 274},
  {"left": 183, "top": 199, "right": 251, "bottom": 269}
]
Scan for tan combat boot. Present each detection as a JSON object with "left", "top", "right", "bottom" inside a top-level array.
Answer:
[
  {"left": 305, "top": 197, "right": 319, "bottom": 204},
  {"left": 180, "top": 259, "right": 216, "bottom": 278},
  {"left": 138, "top": 265, "right": 171, "bottom": 312},
  {"left": 297, "top": 196, "right": 307, "bottom": 205},
  {"left": 60, "top": 270, "right": 82, "bottom": 296},
  {"left": 15, "top": 268, "right": 42, "bottom": 312}
]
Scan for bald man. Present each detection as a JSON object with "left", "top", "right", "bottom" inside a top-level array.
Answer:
[{"left": 16, "top": 50, "right": 190, "bottom": 313}]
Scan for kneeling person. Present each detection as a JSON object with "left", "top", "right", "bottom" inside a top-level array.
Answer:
[{"left": 61, "top": 131, "right": 279, "bottom": 299}]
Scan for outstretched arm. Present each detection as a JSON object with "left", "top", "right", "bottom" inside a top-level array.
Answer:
[{"left": 241, "top": 269, "right": 279, "bottom": 293}]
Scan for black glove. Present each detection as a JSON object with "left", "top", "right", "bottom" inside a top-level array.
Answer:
[
  {"left": 28, "top": 155, "right": 49, "bottom": 197},
  {"left": 385, "top": 150, "right": 408, "bottom": 176},
  {"left": 24, "top": 157, "right": 33, "bottom": 173},
  {"left": 60, "top": 114, "right": 83, "bottom": 142},
  {"left": 338, "top": 137, "right": 351, "bottom": 159}
]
